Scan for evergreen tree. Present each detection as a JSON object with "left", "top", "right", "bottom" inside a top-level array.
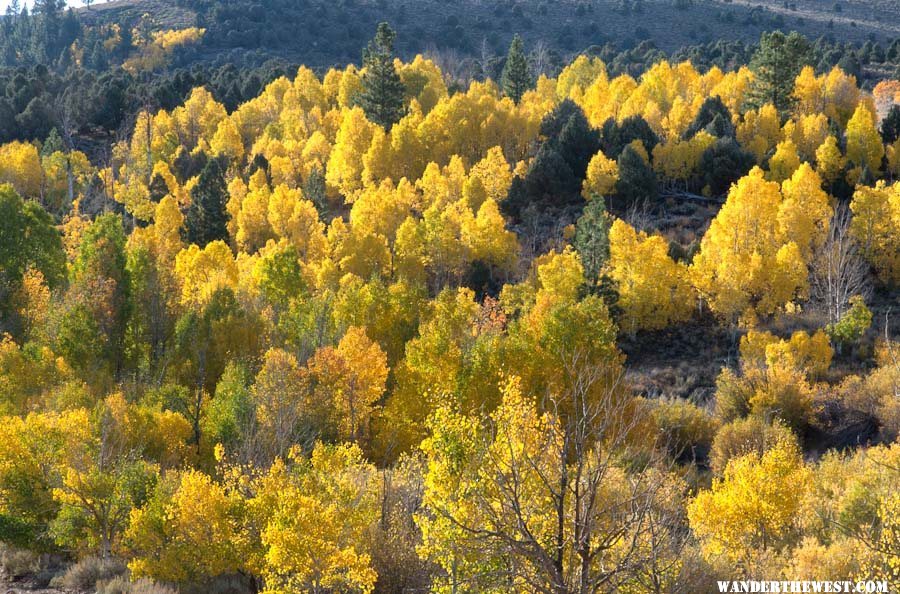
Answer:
[
  {"left": 358, "top": 22, "right": 406, "bottom": 130},
  {"left": 615, "top": 145, "right": 657, "bottom": 207},
  {"left": 303, "top": 165, "right": 328, "bottom": 216},
  {"left": 503, "top": 100, "right": 599, "bottom": 220},
  {"left": 574, "top": 197, "right": 611, "bottom": 284},
  {"left": 501, "top": 34, "right": 533, "bottom": 104},
  {"left": 504, "top": 147, "right": 578, "bottom": 220},
  {"left": 148, "top": 172, "right": 169, "bottom": 203},
  {"left": 684, "top": 96, "right": 735, "bottom": 139},
  {"left": 542, "top": 99, "right": 602, "bottom": 178},
  {"left": 745, "top": 31, "right": 812, "bottom": 118},
  {"left": 41, "top": 127, "right": 65, "bottom": 156},
  {"left": 699, "top": 138, "right": 755, "bottom": 196},
  {"left": 186, "top": 158, "right": 229, "bottom": 247},
  {"left": 880, "top": 105, "right": 900, "bottom": 144},
  {"left": 600, "top": 115, "right": 659, "bottom": 158}
]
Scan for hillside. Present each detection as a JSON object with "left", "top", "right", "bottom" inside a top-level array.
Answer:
[{"left": 74, "top": 0, "right": 900, "bottom": 70}]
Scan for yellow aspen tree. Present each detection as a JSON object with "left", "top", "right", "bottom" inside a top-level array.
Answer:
[
  {"left": 327, "top": 217, "right": 391, "bottom": 279},
  {"left": 582, "top": 150, "right": 619, "bottom": 198},
  {"left": 767, "top": 139, "right": 802, "bottom": 183},
  {"left": 306, "top": 326, "right": 388, "bottom": 443},
  {"left": 815, "top": 135, "right": 846, "bottom": 185},
  {"left": 845, "top": 102, "right": 884, "bottom": 175},
  {"left": 325, "top": 107, "right": 377, "bottom": 200},
  {"left": 423, "top": 199, "right": 473, "bottom": 286},
  {"left": 267, "top": 184, "right": 327, "bottom": 263},
  {"left": 171, "top": 87, "right": 227, "bottom": 151},
  {"left": 258, "top": 443, "right": 378, "bottom": 594},
  {"left": 173, "top": 240, "right": 239, "bottom": 308},
  {"left": 153, "top": 194, "right": 185, "bottom": 265},
  {"left": 235, "top": 170, "right": 275, "bottom": 253},
  {"left": 210, "top": 117, "right": 245, "bottom": 163},
  {"left": 350, "top": 178, "right": 416, "bottom": 244},
  {"left": 608, "top": 219, "right": 693, "bottom": 333},
  {"left": 360, "top": 127, "right": 394, "bottom": 187},
  {"left": 793, "top": 65, "right": 824, "bottom": 116},
  {"left": 691, "top": 167, "right": 809, "bottom": 321},
  {"left": 392, "top": 216, "right": 428, "bottom": 284},
  {"left": 887, "top": 138, "right": 900, "bottom": 179},
  {"left": 386, "top": 104, "right": 428, "bottom": 182},
  {"left": 300, "top": 131, "right": 332, "bottom": 179},
  {"left": 556, "top": 55, "right": 607, "bottom": 99},
  {"left": 126, "top": 469, "right": 249, "bottom": 584},
  {"left": 849, "top": 181, "right": 900, "bottom": 283},
  {"left": 783, "top": 113, "right": 829, "bottom": 162},
  {"left": 777, "top": 163, "right": 833, "bottom": 259},
  {"left": 397, "top": 55, "right": 448, "bottom": 114},
  {"left": 821, "top": 66, "right": 861, "bottom": 127},
  {"left": 736, "top": 104, "right": 781, "bottom": 163},
  {"left": 469, "top": 146, "right": 513, "bottom": 204},
  {"left": 688, "top": 438, "right": 810, "bottom": 573},
  {"left": 0, "top": 141, "right": 43, "bottom": 198},
  {"left": 462, "top": 198, "right": 519, "bottom": 274},
  {"left": 292, "top": 66, "right": 328, "bottom": 112},
  {"left": 337, "top": 64, "right": 364, "bottom": 109}
]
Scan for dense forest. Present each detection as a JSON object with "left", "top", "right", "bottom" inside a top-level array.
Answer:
[{"left": 0, "top": 2, "right": 899, "bottom": 594}]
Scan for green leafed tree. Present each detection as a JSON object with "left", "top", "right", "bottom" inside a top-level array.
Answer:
[{"left": 0, "top": 183, "right": 65, "bottom": 298}]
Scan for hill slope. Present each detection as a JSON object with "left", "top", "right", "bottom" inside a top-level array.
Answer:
[{"left": 75, "top": 0, "right": 900, "bottom": 70}]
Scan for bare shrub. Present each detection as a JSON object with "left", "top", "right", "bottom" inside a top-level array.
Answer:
[
  {"left": 709, "top": 417, "right": 799, "bottom": 475},
  {"left": 98, "top": 576, "right": 179, "bottom": 594},
  {"left": 58, "top": 556, "right": 127, "bottom": 591},
  {"left": 652, "top": 398, "right": 719, "bottom": 462},
  {"left": 0, "top": 545, "right": 40, "bottom": 579}
]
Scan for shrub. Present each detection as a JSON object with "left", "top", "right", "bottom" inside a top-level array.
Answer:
[
  {"left": 713, "top": 367, "right": 753, "bottom": 423},
  {"left": 709, "top": 417, "right": 798, "bottom": 475},
  {"left": 748, "top": 363, "right": 815, "bottom": 433},
  {"left": 0, "top": 545, "right": 40, "bottom": 578},
  {"left": 98, "top": 577, "right": 178, "bottom": 594},
  {"left": 741, "top": 329, "right": 834, "bottom": 379},
  {"left": 825, "top": 295, "right": 872, "bottom": 352},
  {"left": 653, "top": 399, "right": 719, "bottom": 462},
  {"left": 785, "top": 537, "right": 861, "bottom": 582},
  {"left": 870, "top": 342, "right": 900, "bottom": 441},
  {"left": 98, "top": 576, "right": 132, "bottom": 594},
  {"left": 58, "top": 556, "right": 127, "bottom": 591}
]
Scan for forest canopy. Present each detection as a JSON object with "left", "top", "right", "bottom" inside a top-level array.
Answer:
[{"left": 0, "top": 15, "right": 898, "bottom": 594}]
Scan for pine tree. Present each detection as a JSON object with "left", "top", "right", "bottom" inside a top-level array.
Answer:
[
  {"left": 615, "top": 145, "right": 657, "bottom": 207},
  {"left": 745, "top": 31, "right": 812, "bottom": 119},
  {"left": 303, "top": 165, "right": 328, "bottom": 215},
  {"left": 881, "top": 104, "right": 900, "bottom": 144},
  {"left": 501, "top": 34, "right": 533, "bottom": 104},
  {"left": 684, "top": 96, "right": 735, "bottom": 140},
  {"left": 186, "top": 158, "right": 229, "bottom": 247},
  {"left": 41, "top": 127, "right": 64, "bottom": 156},
  {"left": 574, "top": 197, "right": 611, "bottom": 284},
  {"left": 148, "top": 172, "right": 169, "bottom": 203},
  {"left": 358, "top": 22, "right": 406, "bottom": 130}
]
